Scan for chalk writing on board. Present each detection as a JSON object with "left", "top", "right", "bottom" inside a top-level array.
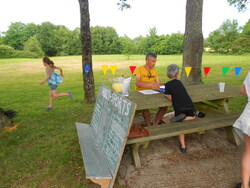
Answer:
[{"left": 91, "top": 84, "right": 135, "bottom": 176}]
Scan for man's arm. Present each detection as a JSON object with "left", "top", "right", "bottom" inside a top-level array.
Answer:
[{"left": 135, "top": 74, "right": 160, "bottom": 90}]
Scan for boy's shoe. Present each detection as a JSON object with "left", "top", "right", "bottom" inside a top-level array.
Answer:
[
  {"left": 235, "top": 183, "right": 241, "bottom": 188},
  {"left": 179, "top": 145, "right": 187, "bottom": 154},
  {"left": 45, "top": 106, "right": 53, "bottom": 110},
  {"left": 194, "top": 111, "right": 205, "bottom": 118},
  {"left": 170, "top": 114, "right": 186, "bottom": 123},
  {"left": 68, "top": 92, "right": 73, "bottom": 99}
]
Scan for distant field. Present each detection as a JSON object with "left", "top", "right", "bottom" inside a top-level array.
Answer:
[{"left": 0, "top": 54, "right": 249, "bottom": 187}]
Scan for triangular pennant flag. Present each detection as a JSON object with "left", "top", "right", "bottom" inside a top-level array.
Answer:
[
  {"left": 84, "top": 64, "right": 91, "bottom": 76},
  {"left": 110, "top": 65, "right": 117, "bottom": 75},
  {"left": 222, "top": 67, "right": 230, "bottom": 76},
  {"left": 185, "top": 67, "right": 192, "bottom": 77},
  {"left": 101, "top": 65, "right": 108, "bottom": 75},
  {"left": 203, "top": 67, "right": 211, "bottom": 77},
  {"left": 129, "top": 66, "right": 136, "bottom": 74},
  {"left": 234, "top": 67, "right": 242, "bottom": 77}
]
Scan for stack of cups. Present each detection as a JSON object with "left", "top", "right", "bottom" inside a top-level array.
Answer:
[{"left": 218, "top": 82, "right": 225, "bottom": 92}]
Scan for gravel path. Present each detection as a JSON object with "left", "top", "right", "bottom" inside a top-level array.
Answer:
[{"left": 117, "top": 129, "right": 243, "bottom": 188}]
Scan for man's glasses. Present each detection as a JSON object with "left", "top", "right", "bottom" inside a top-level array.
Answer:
[{"left": 147, "top": 71, "right": 153, "bottom": 79}]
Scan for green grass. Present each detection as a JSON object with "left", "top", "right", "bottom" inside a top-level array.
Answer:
[{"left": 0, "top": 54, "right": 249, "bottom": 187}]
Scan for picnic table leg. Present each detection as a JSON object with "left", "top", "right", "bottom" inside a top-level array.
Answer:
[
  {"left": 142, "top": 141, "right": 149, "bottom": 149},
  {"left": 130, "top": 143, "right": 141, "bottom": 168},
  {"left": 212, "top": 99, "right": 230, "bottom": 114},
  {"left": 224, "top": 126, "right": 241, "bottom": 146}
]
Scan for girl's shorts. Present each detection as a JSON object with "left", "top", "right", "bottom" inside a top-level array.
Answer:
[{"left": 49, "top": 84, "right": 58, "bottom": 90}]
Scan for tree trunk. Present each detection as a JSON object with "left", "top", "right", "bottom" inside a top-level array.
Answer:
[
  {"left": 78, "top": 0, "right": 95, "bottom": 103},
  {"left": 181, "top": 0, "right": 204, "bottom": 85}
]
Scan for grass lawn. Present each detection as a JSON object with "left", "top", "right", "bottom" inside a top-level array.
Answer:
[{"left": 0, "top": 54, "right": 249, "bottom": 187}]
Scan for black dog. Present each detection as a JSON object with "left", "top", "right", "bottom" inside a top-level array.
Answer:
[
  {"left": 0, "top": 108, "right": 17, "bottom": 128},
  {"left": 0, "top": 108, "right": 17, "bottom": 119}
]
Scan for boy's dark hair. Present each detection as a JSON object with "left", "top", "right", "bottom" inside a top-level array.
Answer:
[{"left": 145, "top": 52, "right": 157, "bottom": 60}]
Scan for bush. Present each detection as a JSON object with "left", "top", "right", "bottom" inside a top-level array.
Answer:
[
  {"left": 23, "top": 36, "right": 44, "bottom": 58},
  {"left": 0, "top": 45, "right": 16, "bottom": 58},
  {"left": 231, "top": 37, "right": 250, "bottom": 54},
  {"left": 13, "top": 50, "right": 41, "bottom": 58}
]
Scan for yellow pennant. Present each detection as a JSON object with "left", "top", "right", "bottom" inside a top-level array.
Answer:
[
  {"left": 185, "top": 67, "right": 192, "bottom": 77},
  {"left": 101, "top": 65, "right": 108, "bottom": 75},
  {"left": 110, "top": 65, "right": 117, "bottom": 75}
]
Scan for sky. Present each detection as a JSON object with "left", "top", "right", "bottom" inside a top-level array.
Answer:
[{"left": 0, "top": 0, "right": 249, "bottom": 39}]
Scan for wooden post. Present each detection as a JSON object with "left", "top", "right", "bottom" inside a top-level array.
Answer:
[
  {"left": 142, "top": 141, "right": 149, "bottom": 149},
  {"left": 225, "top": 126, "right": 241, "bottom": 146},
  {"left": 131, "top": 143, "right": 141, "bottom": 168}
]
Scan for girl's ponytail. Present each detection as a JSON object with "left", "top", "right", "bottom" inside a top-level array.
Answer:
[{"left": 43, "top": 57, "right": 54, "bottom": 68}]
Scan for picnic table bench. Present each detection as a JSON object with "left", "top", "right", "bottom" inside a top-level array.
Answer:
[{"left": 126, "top": 83, "right": 242, "bottom": 168}]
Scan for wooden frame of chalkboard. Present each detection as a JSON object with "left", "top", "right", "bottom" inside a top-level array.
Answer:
[{"left": 76, "top": 83, "right": 137, "bottom": 188}]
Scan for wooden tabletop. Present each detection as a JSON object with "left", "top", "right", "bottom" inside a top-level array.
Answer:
[{"left": 126, "top": 83, "right": 241, "bottom": 110}]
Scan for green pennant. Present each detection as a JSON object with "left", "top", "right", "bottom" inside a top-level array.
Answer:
[{"left": 222, "top": 67, "right": 230, "bottom": 76}]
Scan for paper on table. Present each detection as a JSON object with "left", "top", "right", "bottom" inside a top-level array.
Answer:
[{"left": 139, "top": 90, "right": 160, "bottom": 95}]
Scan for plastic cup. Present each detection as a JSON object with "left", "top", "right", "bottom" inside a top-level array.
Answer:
[
  {"left": 160, "top": 85, "right": 165, "bottom": 93},
  {"left": 218, "top": 82, "right": 225, "bottom": 92}
]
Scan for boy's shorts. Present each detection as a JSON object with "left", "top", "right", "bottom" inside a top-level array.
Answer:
[
  {"left": 49, "top": 84, "right": 58, "bottom": 90},
  {"left": 175, "top": 106, "right": 194, "bottom": 117}
]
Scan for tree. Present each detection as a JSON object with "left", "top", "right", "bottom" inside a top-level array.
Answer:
[
  {"left": 241, "top": 19, "right": 250, "bottom": 36},
  {"left": 63, "top": 28, "right": 82, "bottom": 55},
  {"left": 181, "top": 0, "right": 203, "bottom": 85},
  {"left": 23, "top": 35, "right": 44, "bottom": 57},
  {"left": 36, "top": 22, "right": 60, "bottom": 56},
  {"left": 164, "top": 33, "right": 184, "bottom": 54},
  {"left": 231, "top": 19, "right": 250, "bottom": 53},
  {"left": 78, "top": 0, "right": 95, "bottom": 103},
  {"left": 91, "top": 26, "right": 121, "bottom": 54},
  {"left": 2, "top": 22, "right": 37, "bottom": 50},
  {"left": 119, "top": 35, "right": 136, "bottom": 59},
  {"left": 207, "top": 19, "right": 240, "bottom": 53},
  {"left": 227, "top": 0, "right": 250, "bottom": 11}
]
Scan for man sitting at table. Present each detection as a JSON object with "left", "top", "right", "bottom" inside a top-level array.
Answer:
[{"left": 135, "top": 52, "right": 167, "bottom": 126}]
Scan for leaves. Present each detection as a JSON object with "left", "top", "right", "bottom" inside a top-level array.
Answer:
[{"left": 227, "top": 0, "right": 249, "bottom": 12}]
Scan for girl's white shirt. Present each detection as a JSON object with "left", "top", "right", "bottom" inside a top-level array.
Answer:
[{"left": 244, "top": 71, "right": 250, "bottom": 101}]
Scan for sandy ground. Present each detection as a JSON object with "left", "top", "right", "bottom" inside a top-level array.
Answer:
[{"left": 115, "top": 116, "right": 243, "bottom": 188}]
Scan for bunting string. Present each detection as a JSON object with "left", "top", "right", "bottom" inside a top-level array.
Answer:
[{"left": 99, "top": 65, "right": 247, "bottom": 77}]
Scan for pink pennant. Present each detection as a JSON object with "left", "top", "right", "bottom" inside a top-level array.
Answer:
[
  {"left": 203, "top": 67, "right": 211, "bottom": 77},
  {"left": 129, "top": 66, "right": 137, "bottom": 74}
]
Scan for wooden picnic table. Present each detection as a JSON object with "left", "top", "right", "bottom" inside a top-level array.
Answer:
[
  {"left": 126, "top": 83, "right": 241, "bottom": 114},
  {"left": 126, "top": 83, "right": 243, "bottom": 168}
]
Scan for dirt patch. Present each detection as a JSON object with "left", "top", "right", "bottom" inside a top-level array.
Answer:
[{"left": 116, "top": 117, "right": 243, "bottom": 188}]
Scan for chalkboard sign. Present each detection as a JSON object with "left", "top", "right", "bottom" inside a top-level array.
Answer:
[
  {"left": 76, "top": 83, "right": 136, "bottom": 188},
  {"left": 92, "top": 84, "right": 136, "bottom": 175}
]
